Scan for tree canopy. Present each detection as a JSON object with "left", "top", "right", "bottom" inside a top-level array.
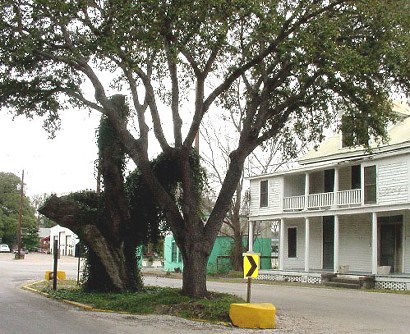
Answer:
[{"left": 1, "top": 0, "right": 409, "bottom": 297}]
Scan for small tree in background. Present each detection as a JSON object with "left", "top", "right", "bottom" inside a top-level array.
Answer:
[
  {"left": 31, "top": 194, "right": 57, "bottom": 228},
  {"left": 0, "top": 172, "right": 37, "bottom": 249},
  {"left": 201, "top": 93, "right": 306, "bottom": 271}
]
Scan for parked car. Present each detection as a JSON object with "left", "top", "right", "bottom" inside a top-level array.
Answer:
[
  {"left": 13, "top": 248, "right": 29, "bottom": 254},
  {"left": 0, "top": 244, "right": 11, "bottom": 253}
]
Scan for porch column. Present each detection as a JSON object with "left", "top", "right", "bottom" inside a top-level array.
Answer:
[
  {"left": 304, "top": 173, "right": 310, "bottom": 210},
  {"left": 334, "top": 215, "right": 339, "bottom": 272},
  {"left": 279, "top": 219, "right": 285, "bottom": 270},
  {"left": 248, "top": 221, "right": 254, "bottom": 252},
  {"left": 305, "top": 217, "right": 310, "bottom": 272},
  {"left": 372, "top": 212, "right": 378, "bottom": 274},
  {"left": 333, "top": 168, "right": 339, "bottom": 207}
]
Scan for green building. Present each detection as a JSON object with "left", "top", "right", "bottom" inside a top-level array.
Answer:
[{"left": 163, "top": 234, "right": 272, "bottom": 274}]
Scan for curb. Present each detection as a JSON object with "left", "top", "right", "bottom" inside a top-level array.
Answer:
[
  {"left": 22, "top": 280, "right": 231, "bottom": 326},
  {"left": 22, "top": 281, "right": 50, "bottom": 297},
  {"left": 22, "top": 280, "right": 108, "bottom": 313}
]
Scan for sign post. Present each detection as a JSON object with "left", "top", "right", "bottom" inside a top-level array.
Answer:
[
  {"left": 243, "top": 252, "right": 260, "bottom": 303},
  {"left": 53, "top": 239, "right": 59, "bottom": 291},
  {"left": 75, "top": 242, "right": 83, "bottom": 285}
]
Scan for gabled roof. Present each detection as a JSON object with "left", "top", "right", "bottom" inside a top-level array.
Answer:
[
  {"left": 298, "top": 101, "right": 410, "bottom": 165},
  {"left": 38, "top": 227, "right": 51, "bottom": 238},
  {"left": 393, "top": 100, "right": 410, "bottom": 118}
]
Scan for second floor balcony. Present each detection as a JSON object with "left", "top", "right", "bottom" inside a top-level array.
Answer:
[
  {"left": 251, "top": 158, "right": 409, "bottom": 216},
  {"left": 283, "top": 189, "right": 362, "bottom": 211}
]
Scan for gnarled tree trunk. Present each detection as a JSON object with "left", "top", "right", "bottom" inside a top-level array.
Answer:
[
  {"left": 39, "top": 193, "right": 141, "bottom": 292},
  {"left": 39, "top": 96, "right": 142, "bottom": 292}
]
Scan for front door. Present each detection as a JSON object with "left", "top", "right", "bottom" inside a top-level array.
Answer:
[
  {"left": 379, "top": 215, "right": 403, "bottom": 273},
  {"left": 323, "top": 216, "right": 334, "bottom": 270}
]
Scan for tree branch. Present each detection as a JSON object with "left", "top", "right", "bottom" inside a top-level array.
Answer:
[{"left": 164, "top": 36, "right": 183, "bottom": 147}]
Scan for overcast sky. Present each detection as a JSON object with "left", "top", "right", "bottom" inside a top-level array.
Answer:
[{"left": 0, "top": 108, "right": 101, "bottom": 198}]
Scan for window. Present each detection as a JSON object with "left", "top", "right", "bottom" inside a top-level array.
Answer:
[
  {"left": 287, "top": 227, "right": 297, "bottom": 258},
  {"left": 364, "top": 165, "right": 376, "bottom": 204},
  {"left": 351, "top": 165, "right": 361, "bottom": 189},
  {"left": 260, "top": 180, "right": 268, "bottom": 207},
  {"left": 171, "top": 241, "right": 181, "bottom": 263}
]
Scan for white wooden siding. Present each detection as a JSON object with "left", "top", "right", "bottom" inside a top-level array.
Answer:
[
  {"left": 338, "top": 214, "right": 372, "bottom": 272},
  {"left": 283, "top": 215, "right": 373, "bottom": 272},
  {"left": 249, "top": 179, "right": 261, "bottom": 215},
  {"left": 308, "top": 217, "right": 322, "bottom": 270},
  {"left": 249, "top": 177, "right": 283, "bottom": 216},
  {"left": 283, "top": 219, "right": 305, "bottom": 270},
  {"left": 269, "top": 178, "right": 282, "bottom": 211},
  {"left": 378, "top": 160, "right": 409, "bottom": 205},
  {"left": 281, "top": 211, "right": 410, "bottom": 274},
  {"left": 338, "top": 166, "right": 351, "bottom": 191}
]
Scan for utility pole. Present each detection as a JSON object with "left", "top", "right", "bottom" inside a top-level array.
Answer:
[{"left": 16, "top": 169, "right": 24, "bottom": 260}]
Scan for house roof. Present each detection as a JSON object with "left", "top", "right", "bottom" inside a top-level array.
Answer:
[
  {"left": 247, "top": 155, "right": 366, "bottom": 180},
  {"left": 298, "top": 101, "right": 410, "bottom": 165},
  {"left": 38, "top": 227, "right": 51, "bottom": 238},
  {"left": 247, "top": 101, "right": 410, "bottom": 181}
]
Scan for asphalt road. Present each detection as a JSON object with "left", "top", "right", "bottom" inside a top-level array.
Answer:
[
  {"left": 144, "top": 274, "right": 410, "bottom": 333},
  {"left": 0, "top": 253, "right": 259, "bottom": 334},
  {"left": 1, "top": 253, "right": 410, "bottom": 333}
]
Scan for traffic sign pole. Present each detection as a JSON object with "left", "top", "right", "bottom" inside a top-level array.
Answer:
[
  {"left": 53, "top": 239, "right": 58, "bottom": 291},
  {"left": 248, "top": 221, "right": 253, "bottom": 252},
  {"left": 246, "top": 220, "right": 254, "bottom": 302},
  {"left": 247, "top": 277, "right": 252, "bottom": 303}
]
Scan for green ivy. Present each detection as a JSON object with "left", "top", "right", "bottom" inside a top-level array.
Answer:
[{"left": 126, "top": 149, "right": 208, "bottom": 238}]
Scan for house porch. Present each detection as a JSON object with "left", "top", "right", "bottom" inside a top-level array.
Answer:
[
  {"left": 257, "top": 269, "right": 410, "bottom": 291},
  {"left": 252, "top": 208, "right": 410, "bottom": 291}
]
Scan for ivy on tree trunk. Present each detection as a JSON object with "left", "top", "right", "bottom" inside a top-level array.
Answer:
[{"left": 39, "top": 96, "right": 142, "bottom": 292}]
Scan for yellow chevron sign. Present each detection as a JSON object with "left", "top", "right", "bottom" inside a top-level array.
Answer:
[{"left": 243, "top": 253, "right": 259, "bottom": 278}]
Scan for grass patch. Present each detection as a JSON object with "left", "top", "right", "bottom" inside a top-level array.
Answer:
[{"left": 29, "top": 280, "right": 243, "bottom": 323}]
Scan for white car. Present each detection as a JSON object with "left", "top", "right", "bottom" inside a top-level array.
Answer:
[{"left": 0, "top": 244, "right": 11, "bottom": 253}]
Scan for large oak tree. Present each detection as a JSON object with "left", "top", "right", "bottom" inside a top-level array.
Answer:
[{"left": 1, "top": 1, "right": 409, "bottom": 297}]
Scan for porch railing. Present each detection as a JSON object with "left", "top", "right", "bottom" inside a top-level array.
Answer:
[
  {"left": 308, "top": 192, "right": 334, "bottom": 208},
  {"left": 283, "top": 195, "right": 305, "bottom": 210},
  {"left": 336, "top": 189, "right": 361, "bottom": 205},
  {"left": 283, "top": 189, "right": 362, "bottom": 210}
]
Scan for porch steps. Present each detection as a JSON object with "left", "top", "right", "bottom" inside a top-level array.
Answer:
[
  {"left": 324, "top": 277, "right": 361, "bottom": 289},
  {"left": 322, "top": 274, "right": 375, "bottom": 290}
]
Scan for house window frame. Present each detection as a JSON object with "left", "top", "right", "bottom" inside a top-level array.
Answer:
[
  {"left": 171, "top": 240, "right": 181, "bottom": 263},
  {"left": 287, "top": 227, "right": 297, "bottom": 258},
  {"left": 260, "top": 180, "right": 269, "bottom": 207},
  {"left": 364, "top": 165, "right": 377, "bottom": 204}
]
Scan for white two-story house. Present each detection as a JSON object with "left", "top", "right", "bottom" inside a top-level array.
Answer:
[{"left": 248, "top": 101, "right": 410, "bottom": 290}]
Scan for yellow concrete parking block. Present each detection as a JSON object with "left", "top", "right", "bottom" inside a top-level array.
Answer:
[
  {"left": 44, "top": 270, "right": 66, "bottom": 280},
  {"left": 229, "top": 303, "right": 276, "bottom": 329}
]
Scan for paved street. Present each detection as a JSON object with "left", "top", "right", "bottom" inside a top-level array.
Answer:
[
  {"left": 144, "top": 274, "right": 410, "bottom": 333},
  {"left": 1, "top": 253, "right": 410, "bottom": 333},
  {"left": 0, "top": 253, "right": 259, "bottom": 334}
]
